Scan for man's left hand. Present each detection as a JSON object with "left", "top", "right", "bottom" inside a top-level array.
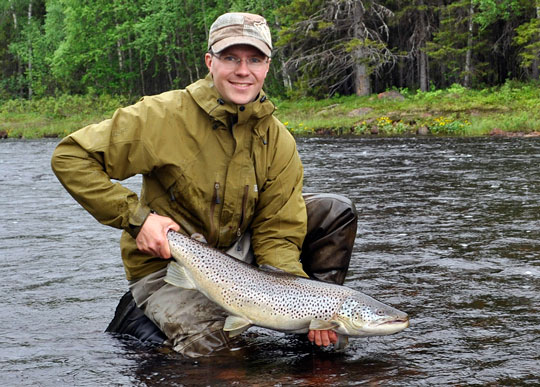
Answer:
[{"left": 308, "top": 329, "right": 338, "bottom": 347}]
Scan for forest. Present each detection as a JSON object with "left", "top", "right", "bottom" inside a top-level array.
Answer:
[{"left": 1, "top": 0, "right": 539, "bottom": 101}]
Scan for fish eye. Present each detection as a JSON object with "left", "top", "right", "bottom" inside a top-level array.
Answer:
[{"left": 376, "top": 309, "right": 384, "bottom": 316}]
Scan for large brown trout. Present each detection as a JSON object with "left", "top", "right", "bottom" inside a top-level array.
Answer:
[{"left": 165, "top": 230, "right": 409, "bottom": 347}]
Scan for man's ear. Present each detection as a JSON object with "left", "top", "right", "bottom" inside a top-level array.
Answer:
[{"left": 204, "top": 53, "right": 213, "bottom": 72}]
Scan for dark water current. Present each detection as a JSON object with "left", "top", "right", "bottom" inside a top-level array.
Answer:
[{"left": 1, "top": 137, "right": 539, "bottom": 386}]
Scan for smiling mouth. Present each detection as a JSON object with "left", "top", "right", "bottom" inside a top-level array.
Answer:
[{"left": 230, "top": 82, "right": 252, "bottom": 88}]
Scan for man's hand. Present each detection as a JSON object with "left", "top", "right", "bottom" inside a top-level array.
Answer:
[
  {"left": 308, "top": 329, "right": 338, "bottom": 347},
  {"left": 135, "top": 212, "right": 180, "bottom": 258}
]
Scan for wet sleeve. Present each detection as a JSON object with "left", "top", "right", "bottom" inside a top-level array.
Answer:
[
  {"left": 250, "top": 125, "right": 308, "bottom": 278},
  {"left": 51, "top": 102, "right": 158, "bottom": 238}
]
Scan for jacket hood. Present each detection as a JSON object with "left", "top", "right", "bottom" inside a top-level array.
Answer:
[{"left": 186, "top": 73, "right": 276, "bottom": 128}]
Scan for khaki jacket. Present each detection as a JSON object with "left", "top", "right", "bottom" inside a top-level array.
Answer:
[{"left": 52, "top": 75, "right": 308, "bottom": 280}]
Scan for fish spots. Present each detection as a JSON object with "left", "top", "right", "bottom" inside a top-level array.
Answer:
[
  {"left": 166, "top": 230, "right": 406, "bottom": 336},
  {"left": 212, "top": 269, "right": 349, "bottom": 322},
  {"left": 339, "top": 298, "right": 377, "bottom": 323}
]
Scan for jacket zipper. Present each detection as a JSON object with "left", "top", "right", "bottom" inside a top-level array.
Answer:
[
  {"left": 214, "top": 182, "right": 221, "bottom": 204},
  {"left": 237, "top": 185, "right": 249, "bottom": 251},
  {"left": 210, "top": 182, "right": 220, "bottom": 244}
]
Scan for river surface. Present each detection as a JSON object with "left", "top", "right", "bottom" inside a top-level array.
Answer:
[{"left": 1, "top": 137, "right": 539, "bottom": 386}]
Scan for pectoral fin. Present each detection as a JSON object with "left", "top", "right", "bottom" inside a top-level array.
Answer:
[
  {"left": 164, "top": 261, "right": 197, "bottom": 290},
  {"left": 309, "top": 319, "right": 340, "bottom": 331},
  {"left": 224, "top": 315, "right": 252, "bottom": 337}
]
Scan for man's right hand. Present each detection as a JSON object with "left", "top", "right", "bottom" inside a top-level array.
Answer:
[{"left": 135, "top": 212, "right": 180, "bottom": 258}]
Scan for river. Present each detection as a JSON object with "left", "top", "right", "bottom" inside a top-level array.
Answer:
[{"left": 1, "top": 137, "right": 539, "bottom": 386}]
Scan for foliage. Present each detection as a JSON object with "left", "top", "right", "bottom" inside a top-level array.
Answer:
[
  {"left": 473, "top": 0, "right": 528, "bottom": 28},
  {"left": 274, "top": 80, "right": 540, "bottom": 136},
  {"left": 0, "top": 93, "right": 130, "bottom": 138},
  {"left": 1, "top": 82, "right": 539, "bottom": 138},
  {"left": 0, "top": 0, "right": 539, "bottom": 101},
  {"left": 429, "top": 116, "right": 471, "bottom": 135},
  {"left": 514, "top": 16, "right": 540, "bottom": 69}
]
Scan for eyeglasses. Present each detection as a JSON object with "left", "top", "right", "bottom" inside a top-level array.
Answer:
[{"left": 212, "top": 53, "right": 269, "bottom": 70}]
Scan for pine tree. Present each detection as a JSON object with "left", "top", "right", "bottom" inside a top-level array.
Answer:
[{"left": 276, "top": 0, "right": 395, "bottom": 98}]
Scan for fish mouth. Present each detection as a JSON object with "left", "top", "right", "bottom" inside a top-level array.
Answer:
[
  {"left": 369, "top": 317, "right": 410, "bottom": 334},
  {"left": 351, "top": 318, "right": 409, "bottom": 337},
  {"left": 381, "top": 318, "right": 409, "bottom": 326}
]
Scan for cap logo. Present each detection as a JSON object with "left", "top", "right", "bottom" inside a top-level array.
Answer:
[{"left": 253, "top": 20, "right": 271, "bottom": 44}]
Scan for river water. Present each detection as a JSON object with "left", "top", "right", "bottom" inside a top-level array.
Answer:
[{"left": 1, "top": 137, "right": 539, "bottom": 386}]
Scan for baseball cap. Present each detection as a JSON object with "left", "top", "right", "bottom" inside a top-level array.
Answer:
[{"left": 208, "top": 13, "right": 272, "bottom": 57}]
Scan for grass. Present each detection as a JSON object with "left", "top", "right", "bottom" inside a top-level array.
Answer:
[
  {"left": 1, "top": 81, "right": 539, "bottom": 139},
  {"left": 0, "top": 94, "right": 132, "bottom": 139},
  {"left": 274, "top": 81, "right": 540, "bottom": 136}
]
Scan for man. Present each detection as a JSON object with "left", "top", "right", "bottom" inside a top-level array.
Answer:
[{"left": 52, "top": 12, "right": 357, "bottom": 357}]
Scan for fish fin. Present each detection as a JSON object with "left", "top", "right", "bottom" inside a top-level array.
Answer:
[
  {"left": 164, "top": 262, "right": 197, "bottom": 290},
  {"left": 309, "top": 319, "right": 340, "bottom": 331},
  {"left": 335, "top": 334, "right": 349, "bottom": 350},
  {"left": 223, "top": 315, "right": 252, "bottom": 337}
]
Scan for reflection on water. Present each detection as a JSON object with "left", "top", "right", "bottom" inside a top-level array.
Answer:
[
  {"left": 1, "top": 137, "right": 539, "bottom": 385},
  {"left": 113, "top": 330, "right": 413, "bottom": 386}
]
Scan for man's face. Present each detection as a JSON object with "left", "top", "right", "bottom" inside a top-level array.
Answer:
[{"left": 205, "top": 45, "right": 271, "bottom": 105}]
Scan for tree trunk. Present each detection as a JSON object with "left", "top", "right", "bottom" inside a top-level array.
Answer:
[
  {"left": 419, "top": 51, "right": 429, "bottom": 92},
  {"left": 418, "top": 0, "right": 429, "bottom": 92},
  {"left": 187, "top": 24, "right": 199, "bottom": 81},
  {"left": 10, "top": 0, "right": 18, "bottom": 29},
  {"left": 127, "top": 33, "right": 134, "bottom": 95},
  {"left": 10, "top": 0, "right": 24, "bottom": 97},
  {"left": 116, "top": 38, "right": 124, "bottom": 71},
  {"left": 27, "top": 1, "right": 33, "bottom": 99},
  {"left": 166, "top": 56, "right": 174, "bottom": 88},
  {"left": 464, "top": 0, "right": 474, "bottom": 87},
  {"left": 352, "top": 2, "right": 370, "bottom": 96},
  {"left": 281, "top": 61, "right": 292, "bottom": 90},
  {"left": 139, "top": 56, "right": 146, "bottom": 95},
  {"left": 200, "top": 0, "right": 208, "bottom": 41},
  {"left": 533, "top": 5, "right": 540, "bottom": 80},
  {"left": 270, "top": 7, "right": 291, "bottom": 90},
  {"left": 354, "top": 61, "right": 370, "bottom": 96},
  {"left": 170, "top": 35, "right": 180, "bottom": 84}
]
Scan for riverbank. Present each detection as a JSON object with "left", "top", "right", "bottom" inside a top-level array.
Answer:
[{"left": 1, "top": 81, "right": 539, "bottom": 139}]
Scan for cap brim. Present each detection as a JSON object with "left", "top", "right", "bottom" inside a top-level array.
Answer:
[{"left": 212, "top": 36, "right": 271, "bottom": 57}]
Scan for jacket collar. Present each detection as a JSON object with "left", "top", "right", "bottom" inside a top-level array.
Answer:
[{"left": 186, "top": 73, "right": 275, "bottom": 127}]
